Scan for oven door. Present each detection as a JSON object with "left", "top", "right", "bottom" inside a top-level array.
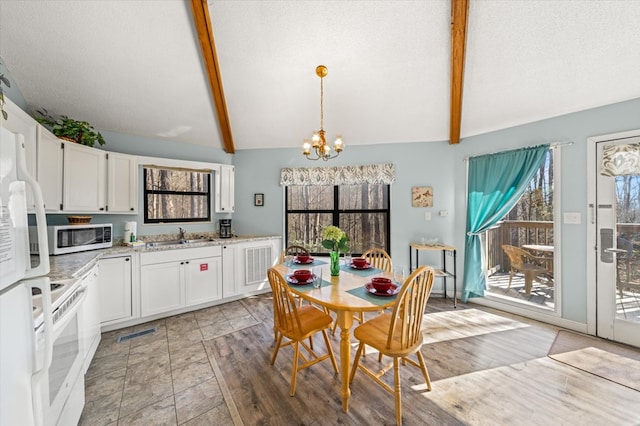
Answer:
[{"left": 35, "top": 285, "right": 87, "bottom": 426}]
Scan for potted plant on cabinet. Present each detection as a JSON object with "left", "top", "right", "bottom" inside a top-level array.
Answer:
[{"left": 36, "top": 108, "right": 106, "bottom": 147}]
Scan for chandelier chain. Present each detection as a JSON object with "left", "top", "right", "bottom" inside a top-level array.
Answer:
[{"left": 319, "top": 76, "right": 324, "bottom": 131}]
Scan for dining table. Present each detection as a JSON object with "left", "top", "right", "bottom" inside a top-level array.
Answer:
[{"left": 272, "top": 258, "right": 398, "bottom": 412}]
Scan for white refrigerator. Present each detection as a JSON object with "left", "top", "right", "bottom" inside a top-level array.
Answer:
[{"left": 0, "top": 126, "right": 53, "bottom": 426}]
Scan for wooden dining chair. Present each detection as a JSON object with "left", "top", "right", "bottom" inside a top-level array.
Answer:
[
  {"left": 331, "top": 247, "right": 393, "bottom": 336},
  {"left": 279, "top": 245, "right": 310, "bottom": 264},
  {"left": 502, "top": 245, "right": 551, "bottom": 295},
  {"left": 349, "top": 266, "right": 435, "bottom": 426},
  {"left": 267, "top": 268, "right": 338, "bottom": 396},
  {"left": 362, "top": 247, "right": 393, "bottom": 273}
]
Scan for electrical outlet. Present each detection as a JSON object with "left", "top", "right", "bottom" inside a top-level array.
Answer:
[{"left": 439, "top": 210, "right": 448, "bottom": 217}]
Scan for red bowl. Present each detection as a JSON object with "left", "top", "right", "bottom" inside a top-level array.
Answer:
[
  {"left": 371, "top": 277, "right": 393, "bottom": 292},
  {"left": 352, "top": 257, "right": 367, "bottom": 267},
  {"left": 293, "top": 269, "right": 312, "bottom": 281},
  {"left": 296, "top": 254, "right": 310, "bottom": 263}
]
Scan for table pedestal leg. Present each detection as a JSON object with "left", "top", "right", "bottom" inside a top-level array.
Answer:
[{"left": 336, "top": 310, "right": 354, "bottom": 412}]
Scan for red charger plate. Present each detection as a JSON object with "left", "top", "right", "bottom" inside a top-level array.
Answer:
[{"left": 364, "top": 282, "right": 400, "bottom": 297}]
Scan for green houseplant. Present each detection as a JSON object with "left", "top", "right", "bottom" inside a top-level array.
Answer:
[{"left": 36, "top": 108, "right": 105, "bottom": 147}]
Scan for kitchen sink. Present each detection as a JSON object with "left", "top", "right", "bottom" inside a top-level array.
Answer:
[{"left": 145, "top": 238, "right": 216, "bottom": 248}]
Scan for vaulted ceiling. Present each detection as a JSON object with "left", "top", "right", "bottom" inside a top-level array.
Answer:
[{"left": 1, "top": 1, "right": 639, "bottom": 154}]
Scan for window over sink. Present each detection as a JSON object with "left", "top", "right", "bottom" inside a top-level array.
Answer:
[{"left": 143, "top": 166, "right": 211, "bottom": 223}]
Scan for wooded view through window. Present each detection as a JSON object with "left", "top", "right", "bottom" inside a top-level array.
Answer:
[
  {"left": 286, "top": 184, "right": 390, "bottom": 255},
  {"left": 144, "top": 167, "right": 211, "bottom": 223}
]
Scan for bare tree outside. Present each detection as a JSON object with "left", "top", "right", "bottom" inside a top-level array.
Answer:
[
  {"left": 286, "top": 184, "right": 390, "bottom": 255},
  {"left": 144, "top": 168, "right": 211, "bottom": 223}
]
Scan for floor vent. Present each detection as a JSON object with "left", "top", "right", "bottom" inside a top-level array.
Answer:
[{"left": 116, "top": 326, "right": 158, "bottom": 343}]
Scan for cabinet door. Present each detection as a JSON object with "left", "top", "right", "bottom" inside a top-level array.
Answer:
[
  {"left": 36, "top": 125, "right": 63, "bottom": 212},
  {"left": 80, "top": 265, "right": 101, "bottom": 373},
  {"left": 98, "top": 256, "right": 132, "bottom": 323},
  {"left": 1, "top": 98, "right": 37, "bottom": 209},
  {"left": 185, "top": 256, "right": 222, "bottom": 306},
  {"left": 63, "top": 142, "right": 107, "bottom": 212},
  {"left": 107, "top": 152, "right": 138, "bottom": 213},
  {"left": 215, "top": 164, "right": 235, "bottom": 213},
  {"left": 222, "top": 244, "right": 237, "bottom": 298},
  {"left": 140, "top": 261, "right": 183, "bottom": 317}
]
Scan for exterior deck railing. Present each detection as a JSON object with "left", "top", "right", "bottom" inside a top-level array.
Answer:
[{"left": 486, "top": 220, "right": 553, "bottom": 274}]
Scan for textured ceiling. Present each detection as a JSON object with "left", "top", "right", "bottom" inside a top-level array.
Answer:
[{"left": 1, "top": 1, "right": 639, "bottom": 152}]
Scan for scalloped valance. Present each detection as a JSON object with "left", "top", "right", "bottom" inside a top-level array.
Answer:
[
  {"left": 280, "top": 163, "right": 395, "bottom": 186},
  {"left": 601, "top": 143, "right": 640, "bottom": 176}
]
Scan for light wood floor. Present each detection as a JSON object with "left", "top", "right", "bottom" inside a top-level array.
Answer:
[{"left": 82, "top": 293, "right": 640, "bottom": 425}]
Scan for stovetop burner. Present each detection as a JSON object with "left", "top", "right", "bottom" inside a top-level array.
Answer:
[{"left": 31, "top": 282, "right": 64, "bottom": 296}]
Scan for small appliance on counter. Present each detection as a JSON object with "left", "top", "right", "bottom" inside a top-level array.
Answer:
[
  {"left": 219, "top": 219, "right": 232, "bottom": 238},
  {"left": 29, "top": 223, "right": 113, "bottom": 255}
]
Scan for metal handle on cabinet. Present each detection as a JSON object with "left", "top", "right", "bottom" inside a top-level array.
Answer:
[
  {"left": 130, "top": 207, "right": 134, "bottom": 211},
  {"left": 125, "top": 258, "right": 130, "bottom": 262},
  {"left": 99, "top": 207, "right": 105, "bottom": 211}
]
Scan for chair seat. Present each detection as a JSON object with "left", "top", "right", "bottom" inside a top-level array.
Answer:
[
  {"left": 353, "top": 313, "right": 424, "bottom": 357},
  {"left": 520, "top": 264, "right": 547, "bottom": 273},
  {"left": 278, "top": 305, "right": 334, "bottom": 340}
]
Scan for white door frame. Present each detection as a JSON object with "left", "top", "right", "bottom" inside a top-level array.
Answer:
[{"left": 586, "top": 128, "right": 640, "bottom": 336}]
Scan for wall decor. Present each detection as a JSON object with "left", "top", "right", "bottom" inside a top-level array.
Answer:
[
  {"left": 411, "top": 186, "right": 433, "bottom": 207},
  {"left": 254, "top": 193, "right": 264, "bottom": 206}
]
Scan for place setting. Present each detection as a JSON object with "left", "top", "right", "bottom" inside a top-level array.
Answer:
[
  {"left": 285, "top": 253, "right": 323, "bottom": 269},
  {"left": 347, "top": 266, "right": 406, "bottom": 304},
  {"left": 342, "top": 255, "right": 381, "bottom": 277},
  {"left": 284, "top": 267, "right": 328, "bottom": 290}
]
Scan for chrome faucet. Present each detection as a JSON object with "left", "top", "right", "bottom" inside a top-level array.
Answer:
[{"left": 178, "top": 227, "right": 186, "bottom": 242}]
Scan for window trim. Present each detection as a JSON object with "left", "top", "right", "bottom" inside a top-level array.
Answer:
[
  {"left": 285, "top": 184, "right": 391, "bottom": 256},
  {"left": 143, "top": 167, "right": 212, "bottom": 224}
]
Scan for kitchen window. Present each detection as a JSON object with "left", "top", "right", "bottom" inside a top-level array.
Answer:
[
  {"left": 143, "top": 166, "right": 211, "bottom": 223},
  {"left": 285, "top": 184, "right": 391, "bottom": 255}
]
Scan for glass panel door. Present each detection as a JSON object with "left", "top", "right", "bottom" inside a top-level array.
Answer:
[{"left": 596, "top": 136, "right": 640, "bottom": 347}]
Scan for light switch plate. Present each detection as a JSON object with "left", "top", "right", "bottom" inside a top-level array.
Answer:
[
  {"left": 424, "top": 212, "right": 431, "bottom": 221},
  {"left": 563, "top": 212, "right": 581, "bottom": 224}
]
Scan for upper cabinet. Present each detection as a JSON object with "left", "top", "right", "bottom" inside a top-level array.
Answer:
[
  {"left": 215, "top": 164, "right": 235, "bottom": 213},
  {"left": 63, "top": 141, "right": 107, "bottom": 212},
  {"left": 1, "top": 98, "right": 37, "bottom": 209},
  {"left": 37, "top": 125, "right": 63, "bottom": 212},
  {"left": 107, "top": 152, "right": 138, "bottom": 213}
]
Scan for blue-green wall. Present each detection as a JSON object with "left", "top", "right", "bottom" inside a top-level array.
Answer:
[{"left": 7, "top": 57, "right": 640, "bottom": 326}]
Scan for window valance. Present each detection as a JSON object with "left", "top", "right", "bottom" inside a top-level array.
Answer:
[
  {"left": 601, "top": 143, "right": 640, "bottom": 176},
  {"left": 280, "top": 163, "right": 395, "bottom": 186}
]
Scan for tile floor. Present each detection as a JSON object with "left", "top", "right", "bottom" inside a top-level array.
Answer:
[{"left": 79, "top": 301, "right": 257, "bottom": 425}]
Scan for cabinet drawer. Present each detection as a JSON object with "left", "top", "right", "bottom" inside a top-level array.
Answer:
[{"left": 141, "top": 245, "right": 222, "bottom": 265}]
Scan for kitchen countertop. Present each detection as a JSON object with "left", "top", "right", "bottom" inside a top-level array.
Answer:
[{"left": 32, "top": 235, "right": 281, "bottom": 282}]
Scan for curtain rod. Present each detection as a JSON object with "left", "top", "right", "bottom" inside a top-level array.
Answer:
[{"left": 463, "top": 140, "right": 573, "bottom": 162}]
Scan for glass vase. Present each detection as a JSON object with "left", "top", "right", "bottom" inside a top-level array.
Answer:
[{"left": 330, "top": 251, "right": 340, "bottom": 276}]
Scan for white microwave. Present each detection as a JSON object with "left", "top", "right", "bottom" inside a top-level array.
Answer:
[{"left": 29, "top": 224, "right": 113, "bottom": 255}]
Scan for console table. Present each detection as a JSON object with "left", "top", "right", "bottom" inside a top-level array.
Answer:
[{"left": 409, "top": 243, "right": 457, "bottom": 308}]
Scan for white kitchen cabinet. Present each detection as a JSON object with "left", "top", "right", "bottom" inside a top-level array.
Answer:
[
  {"left": 36, "top": 125, "right": 63, "bottom": 212},
  {"left": 107, "top": 152, "right": 138, "bottom": 213},
  {"left": 98, "top": 255, "right": 133, "bottom": 324},
  {"left": 215, "top": 164, "right": 235, "bottom": 213},
  {"left": 185, "top": 256, "right": 222, "bottom": 306},
  {"left": 140, "top": 261, "right": 183, "bottom": 317},
  {"left": 1, "top": 97, "right": 37, "bottom": 209},
  {"left": 222, "top": 238, "right": 280, "bottom": 298},
  {"left": 79, "top": 264, "right": 101, "bottom": 374},
  {"left": 140, "top": 246, "right": 222, "bottom": 317},
  {"left": 63, "top": 141, "right": 107, "bottom": 212}
]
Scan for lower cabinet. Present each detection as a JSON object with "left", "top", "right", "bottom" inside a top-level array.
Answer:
[
  {"left": 98, "top": 255, "right": 133, "bottom": 324},
  {"left": 79, "top": 264, "right": 101, "bottom": 373},
  {"left": 140, "top": 246, "right": 222, "bottom": 317},
  {"left": 222, "top": 238, "right": 280, "bottom": 298}
]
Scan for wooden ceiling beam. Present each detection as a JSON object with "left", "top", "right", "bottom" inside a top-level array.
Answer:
[
  {"left": 190, "top": 0, "right": 235, "bottom": 154},
  {"left": 449, "top": 0, "right": 469, "bottom": 144}
]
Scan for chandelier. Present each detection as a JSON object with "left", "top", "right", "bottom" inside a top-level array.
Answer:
[{"left": 302, "top": 65, "right": 344, "bottom": 161}]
